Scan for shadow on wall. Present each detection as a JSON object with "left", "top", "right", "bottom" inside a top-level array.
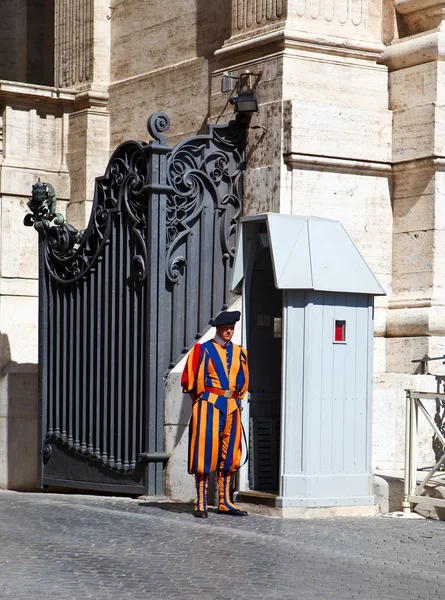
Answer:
[
  {"left": 195, "top": 0, "right": 232, "bottom": 131},
  {"left": 0, "top": 332, "right": 39, "bottom": 491}
]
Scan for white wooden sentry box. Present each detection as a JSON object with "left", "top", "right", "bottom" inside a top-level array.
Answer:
[{"left": 232, "top": 213, "right": 385, "bottom": 509}]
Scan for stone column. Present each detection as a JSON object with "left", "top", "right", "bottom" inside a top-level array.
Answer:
[
  {"left": 55, "top": 0, "right": 111, "bottom": 228},
  {"left": 213, "top": 0, "right": 392, "bottom": 353},
  {"left": 380, "top": 0, "right": 445, "bottom": 374}
]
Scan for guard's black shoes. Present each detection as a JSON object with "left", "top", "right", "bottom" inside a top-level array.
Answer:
[
  {"left": 217, "top": 508, "right": 248, "bottom": 517},
  {"left": 193, "top": 510, "right": 208, "bottom": 518}
]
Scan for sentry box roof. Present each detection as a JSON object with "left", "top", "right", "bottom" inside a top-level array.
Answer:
[{"left": 231, "top": 213, "right": 385, "bottom": 295}]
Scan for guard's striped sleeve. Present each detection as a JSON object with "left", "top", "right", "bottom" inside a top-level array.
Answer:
[
  {"left": 238, "top": 347, "right": 249, "bottom": 399},
  {"left": 181, "top": 344, "right": 203, "bottom": 401}
]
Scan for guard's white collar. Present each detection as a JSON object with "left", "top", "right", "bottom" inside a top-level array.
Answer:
[{"left": 213, "top": 333, "right": 229, "bottom": 348}]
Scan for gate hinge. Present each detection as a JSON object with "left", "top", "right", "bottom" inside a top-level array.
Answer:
[{"left": 139, "top": 452, "right": 170, "bottom": 463}]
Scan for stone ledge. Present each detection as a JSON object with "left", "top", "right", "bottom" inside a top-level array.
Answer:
[
  {"left": 0, "top": 80, "right": 76, "bottom": 103},
  {"left": 284, "top": 152, "right": 392, "bottom": 175},
  {"left": 375, "top": 470, "right": 445, "bottom": 519},
  {"left": 0, "top": 278, "right": 38, "bottom": 298},
  {"left": 233, "top": 497, "right": 379, "bottom": 518},
  {"left": 380, "top": 30, "right": 445, "bottom": 71},
  {"left": 215, "top": 27, "right": 385, "bottom": 66}
]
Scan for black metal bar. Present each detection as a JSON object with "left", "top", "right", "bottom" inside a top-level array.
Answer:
[
  {"left": 211, "top": 209, "right": 218, "bottom": 318},
  {"left": 81, "top": 277, "right": 88, "bottom": 451},
  {"left": 123, "top": 219, "right": 130, "bottom": 469},
  {"left": 116, "top": 213, "right": 123, "bottom": 469},
  {"left": 139, "top": 279, "right": 145, "bottom": 472},
  {"left": 198, "top": 206, "right": 208, "bottom": 336},
  {"left": 42, "top": 477, "right": 146, "bottom": 495},
  {"left": 139, "top": 452, "right": 170, "bottom": 462},
  {"left": 47, "top": 279, "right": 54, "bottom": 437},
  {"left": 74, "top": 283, "right": 81, "bottom": 450},
  {"left": 53, "top": 286, "right": 61, "bottom": 437},
  {"left": 412, "top": 355, "right": 445, "bottom": 375},
  {"left": 147, "top": 193, "right": 159, "bottom": 494},
  {"left": 156, "top": 142, "right": 170, "bottom": 495},
  {"left": 68, "top": 285, "right": 74, "bottom": 447},
  {"left": 95, "top": 259, "right": 102, "bottom": 459},
  {"left": 109, "top": 220, "right": 117, "bottom": 467},
  {"left": 88, "top": 269, "right": 95, "bottom": 454},
  {"left": 413, "top": 355, "right": 445, "bottom": 363},
  {"left": 130, "top": 273, "right": 138, "bottom": 470},
  {"left": 102, "top": 243, "right": 110, "bottom": 463},
  {"left": 61, "top": 288, "right": 68, "bottom": 442},
  {"left": 37, "top": 235, "right": 49, "bottom": 488}
]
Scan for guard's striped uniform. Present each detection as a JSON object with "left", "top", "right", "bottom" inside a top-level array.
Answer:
[{"left": 182, "top": 339, "right": 249, "bottom": 512}]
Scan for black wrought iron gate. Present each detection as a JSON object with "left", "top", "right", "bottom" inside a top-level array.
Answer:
[{"left": 25, "top": 112, "right": 246, "bottom": 495}]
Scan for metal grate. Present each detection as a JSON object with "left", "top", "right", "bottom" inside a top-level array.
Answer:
[{"left": 249, "top": 417, "right": 280, "bottom": 492}]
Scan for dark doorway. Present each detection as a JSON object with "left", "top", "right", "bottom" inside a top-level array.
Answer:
[
  {"left": 0, "top": 0, "right": 54, "bottom": 86},
  {"left": 248, "top": 239, "right": 282, "bottom": 493}
]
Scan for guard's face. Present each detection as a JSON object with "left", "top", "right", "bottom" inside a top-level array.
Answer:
[{"left": 216, "top": 324, "right": 235, "bottom": 343}]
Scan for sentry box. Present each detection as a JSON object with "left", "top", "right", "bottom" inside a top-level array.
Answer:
[{"left": 231, "top": 213, "right": 385, "bottom": 511}]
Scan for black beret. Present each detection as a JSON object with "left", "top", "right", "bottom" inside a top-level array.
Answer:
[{"left": 210, "top": 311, "right": 241, "bottom": 327}]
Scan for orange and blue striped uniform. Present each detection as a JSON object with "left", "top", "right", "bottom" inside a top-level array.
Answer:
[{"left": 182, "top": 339, "right": 249, "bottom": 512}]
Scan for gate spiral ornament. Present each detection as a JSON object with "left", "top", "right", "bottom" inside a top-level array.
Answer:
[
  {"left": 165, "top": 118, "right": 244, "bottom": 285},
  {"left": 25, "top": 141, "right": 150, "bottom": 284}
]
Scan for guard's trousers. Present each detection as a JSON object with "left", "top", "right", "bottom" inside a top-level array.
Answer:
[
  {"left": 188, "top": 401, "right": 242, "bottom": 476},
  {"left": 189, "top": 401, "right": 242, "bottom": 511}
]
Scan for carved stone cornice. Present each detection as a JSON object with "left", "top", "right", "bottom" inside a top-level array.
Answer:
[
  {"left": 220, "top": 0, "right": 385, "bottom": 65},
  {"left": 0, "top": 80, "right": 76, "bottom": 105},
  {"left": 216, "top": 27, "right": 385, "bottom": 65},
  {"left": 232, "top": 0, "right": 287, "bottom": 37}
]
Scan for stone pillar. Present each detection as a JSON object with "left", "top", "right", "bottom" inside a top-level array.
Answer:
[
  {"left": 213, "top": 0, "right": 392, "bottom": 357},
  {"left": 55, "top": 0, "right": 111, "bottom": 228},
  {"left": 0, "top": 81, "right": 74, "bottom": 491},
  {"left": 380, "top": 0, "right": 445, "bottom": 374}
]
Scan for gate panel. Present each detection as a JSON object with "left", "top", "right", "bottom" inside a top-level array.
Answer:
[
  {"left": 25, "top": 112, "right": 246, "bottom": 495},
  {"left": 164, "top": 123, "right": 244, "bottom": 367}
]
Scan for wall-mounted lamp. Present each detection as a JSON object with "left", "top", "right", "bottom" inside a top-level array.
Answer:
[{"left": 221, "top": 70, "right": 263, "bottom": 113}]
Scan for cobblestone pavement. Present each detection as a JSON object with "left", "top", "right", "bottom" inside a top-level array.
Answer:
[{"left": 0, "top": 491, "right": 444, "bottom": 600}]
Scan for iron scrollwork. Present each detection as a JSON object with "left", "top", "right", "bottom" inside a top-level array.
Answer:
[
  {"left": 24, "top": 139, "right": 153, "bottom": 284},
  {"left": 165, "top": 118, "right": 245, "bottom": 285}
]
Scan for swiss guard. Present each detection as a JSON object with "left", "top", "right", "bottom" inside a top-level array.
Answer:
[{"left": 181, "top": 310, "right": 249, "bottom": 518}]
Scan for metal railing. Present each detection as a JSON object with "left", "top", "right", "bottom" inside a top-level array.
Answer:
[{"left": 403, "top": 389, "right": 445, "bottom": 512}]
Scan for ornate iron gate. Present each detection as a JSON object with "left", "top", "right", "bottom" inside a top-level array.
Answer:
[{"left": 25, "top": 112, "right": 246, "bottom": 495}]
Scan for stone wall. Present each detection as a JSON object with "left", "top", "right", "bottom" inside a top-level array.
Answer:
[
  {"left": 108, "top": 0, "right": 231, "bottom": 146},
  {"left": 0, "top": 82, "right": 73, "bottom": 489}
]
